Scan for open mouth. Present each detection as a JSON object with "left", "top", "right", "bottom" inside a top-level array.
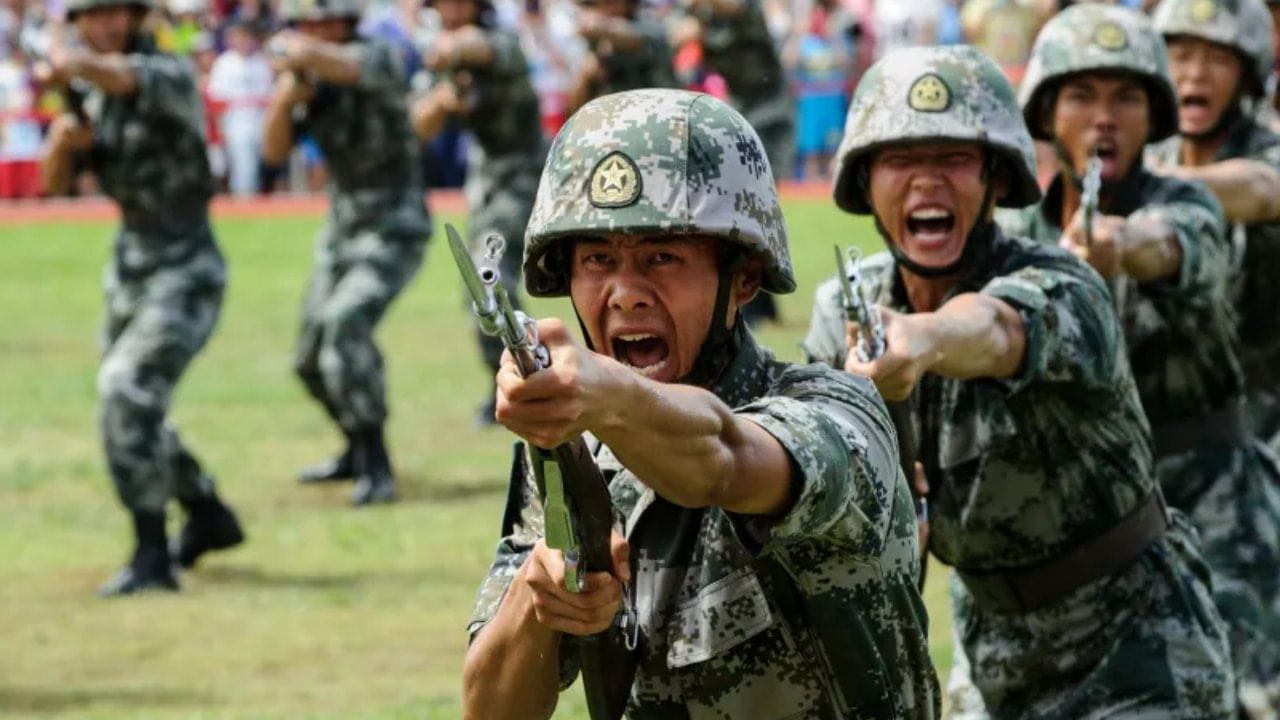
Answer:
[
  {"left": 611, "top": 333, "right": 671, "bottom": 378},
  {"left": 906, "top": 207, "right": 956, "bottom": 241},
  {"left": 1180, "top": 93, "right": 1210, "bottom": 111},
  {"left": 1093, "top": 139, "right": 1119, "bottom": 164}
]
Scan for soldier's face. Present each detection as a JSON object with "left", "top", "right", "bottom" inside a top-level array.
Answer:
[
  {"left": 1050, "top": 75, "right": 1150, "bottom": 182},
  {"left": 868, "top": 143, "right": 992, "bottom": 272},
  {"left": 434, "top": 0, "right": 479, "bottom": 30},
  {"left": 1167, "top": 37, "right": 1244, "bottom": 138},
  {"left": 75, "top": 5, "right": 137, "bottom": 53},
  {"left": 569, "top": 235, "right": 761, "bottom": 384}
]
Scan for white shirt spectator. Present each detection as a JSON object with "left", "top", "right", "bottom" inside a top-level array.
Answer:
[
  {"left": 207, "top": 28, "right": 272, "bottom": 195},
  {"left": 871, "top": 0, "right": 943, "bottom": 57}
]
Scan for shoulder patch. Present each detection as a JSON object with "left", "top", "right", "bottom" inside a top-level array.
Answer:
[
  {"left": 589, "top": 152, "right": 643, "bottom": 209},
  {"left": 908, "top": 74, "right": 951, "bottom": 113}
]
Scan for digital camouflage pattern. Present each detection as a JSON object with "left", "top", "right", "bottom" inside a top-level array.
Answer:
[
  {"left": 433, "top": 27, "right": 546, "bottom": 371},
  {"left": 1147, "top": 95, "right": 1280, "bottom": 458},
  {"left": 804, "top": 231, "right": 1235, "bottom": 718},
  {"left": 277, "top": 0, "right": 362, "bottom": 22},
  {"left": 65, "top": 0, "right": 154, "bottom": 18},
  {"left": 469, "top": 334, "right": 940, "bottom": 719},
  {"left": 1020, "top": 4, "right": 1179, "bottom": 142},
  {"left": 524, "top": 89, "right": 794, "bottom": 298},
  {"left": 1000, "top": 169, "right": 1280, "bottom": 712},
  {"left": 686, "top": 0, "right": 795, "bottom": 180},
  {"left": 292, "top": 39, "right": 430, "bottom": 432},
  {"left": 80, "top": 42, "right": 223, "bottom": 513},
  {"left": 1152, "top": 0, "right": 1275, "bottom": 95},
  {"left": 832, "top": 45, "right": 1041, "bottom": 215}
]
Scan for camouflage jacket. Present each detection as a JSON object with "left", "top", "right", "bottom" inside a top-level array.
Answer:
[
  {"left": 295, "top": 39, "right": 431, "bottom": 240},
  {"left": 687, "top": 0, "right": 786, "bottom": 107},
  {"left": 1148, "top": 112, "right": 1280, "bottom": 391},
  {"left": 998, "top": 168, "right": 1244, "bottom": 429},
  {"left": 594, "top": 19, "right": 676, "bottom": 97},
  {"left": 804, "top": 230, "right": 1156, "bottom": 573},
  {"left": 468, "top": 333, "right": 940, "bottom": 719},
  {"left": 434, "top": 27, "right": 546, "bottom": 187},
  {"left": 83, "top": 39, "right": 216, "bottom": 270}
]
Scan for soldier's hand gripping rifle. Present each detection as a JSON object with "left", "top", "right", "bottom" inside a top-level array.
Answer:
[
  {"left": 23, "top": 28, "right": 89, "bottom": 125},
  {"left": 447, "top": 225, "right": 637, "bottom": 720},
  {"left": 836, "top": 246, "right": 928, "bottom": 589}
]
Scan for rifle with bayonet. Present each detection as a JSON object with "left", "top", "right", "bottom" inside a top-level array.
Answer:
[
  {"left": 447, "top": 224, "right": 637, "bottom": 720},
  {"left": 1081, "top": 154, "right": 1102, "bottom": 248},
  {"left": 835, "top": 246, "right": 928, "bottom": 590}
]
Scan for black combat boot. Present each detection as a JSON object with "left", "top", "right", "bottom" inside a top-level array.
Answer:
[
  {"left": 297, "top": 430, "right": 357, "bottom": 483},
  {"left": 174, "top": 494, "right": 246, "bottom": 569},
  {"left": 350, "top": 426, "right": 396, "bottom": 506},
  {"left": 97, "top": 511, "right": 179, "bottom": 597}
]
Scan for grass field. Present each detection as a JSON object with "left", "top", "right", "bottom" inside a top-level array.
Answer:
[{"left": 0, "top": 198, "right": 953, "bottom": 720}]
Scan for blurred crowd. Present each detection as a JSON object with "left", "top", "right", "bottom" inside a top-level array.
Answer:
[{"left": 0, "top": 0, "right": 1164, "bottom": 199}]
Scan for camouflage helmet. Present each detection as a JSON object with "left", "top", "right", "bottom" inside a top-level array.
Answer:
[
  {"left": 523, "top": 89, "right": 794, "bottom": 298},
  {"left": 832, "top": 45, "right": 1040, "bottom": 215},
  {"left": 1152, "top": 0, "right": 1275, "bottom": 98},
  {"left": 278, "top": 0, "right": 363, "bottom": 22},
  {"left": 65, "top": 0, "right": 155, "bottom": 19},
  {"left": 1021, "top": 4, "right": 1179, "bottom": 142}
]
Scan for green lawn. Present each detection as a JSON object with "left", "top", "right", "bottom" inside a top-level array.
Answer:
[{"left": 0, "top": 198, "right": 952, "bottom": 719}]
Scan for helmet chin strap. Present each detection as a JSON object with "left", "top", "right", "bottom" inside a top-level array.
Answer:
[
  {"left": 571, "top": 245, "right": 746, "bottom": 389},
  {"left": 864, "top": 156, "right": 999, "bottom": 280},
  {"left": 1184, "top": 99, "right": 1243, "bottom": 143}
]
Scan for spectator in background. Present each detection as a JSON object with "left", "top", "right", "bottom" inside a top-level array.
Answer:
[
  {"left": 159, "top": 0, "right": 208, "bottom": 53},
  {"left": 871, "top": 0, "right": 944, "bottom": 57},
  {"left": 516, "top": 0, "right": 583, "bottom": 135},
  {"left": 208, "top": 19, "right": 270, "bottom": 195},
  {"left": 0, "top": 37, "right": 43, "bottom": 198},
  {"left": 961, "top": 0, "right": 1050, "bottom": 87},
  {"left": 787, "top": 0, "right": 849, "bottom": 180}
]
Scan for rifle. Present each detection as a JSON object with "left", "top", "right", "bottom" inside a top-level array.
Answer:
[
  {"left": 835, "top": 246, "right": 928, "bottom": 590},
  {"left": 447, "top": 224, "right": 637, "bottom": 720},
  {"left": 22, "top": 27, "right": 89, "bottom": 125}
]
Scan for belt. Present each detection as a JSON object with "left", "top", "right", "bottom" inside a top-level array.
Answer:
[
  {"left": 1152, "top": 402, "right": 1247, "bottom": 459},
  {"left": 957, "top": 492, "right": 1168, "bottom": 615}
]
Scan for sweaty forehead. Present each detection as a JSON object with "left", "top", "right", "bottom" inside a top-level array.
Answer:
[
  {"left": 875, "top": 142, "right": 986, "bottom": 160},
  {"left": 1061, "top": 72, "right": 1147, "bottom": 94},
  {"left": 573, "top": 235, "right": 718, "bottom": 250}
]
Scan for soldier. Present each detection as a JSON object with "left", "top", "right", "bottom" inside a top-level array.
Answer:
[
  {"left": 805, "top": 45, "right": 1235, "bottom": 717},
  {"left": 1001, "top": 3, "right": 1280, "bottom": 715},
  {"left": 671, "top": 0, "right": 793, "bottom": 325},
  {"left": 462, "top": 89, "right": 940, "bottom": 719},
  {"left": 37, "top": 0, "right": 245, "bottom": 595},
  {"left": 1149, "top": 0, "right": 1280, "bottom": 458},
  {"left": 410, "top": 0, "right": 546, "bottom": 425},
  {"left": 262, "top": 0, "right": 432, "bottom": 505},
  {"left": 565, "top": 0, "right": 676, "bottom": 117}
]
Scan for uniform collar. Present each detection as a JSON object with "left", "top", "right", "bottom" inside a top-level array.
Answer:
[{"left": 886, "top": 224, "right": 1013, "bottom": 313}]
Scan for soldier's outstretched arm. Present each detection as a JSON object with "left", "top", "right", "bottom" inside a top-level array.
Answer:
[
  {"left": 845, "top": 294, "right": 1026, "bottom": 402},
  {"left": 261, "top": 73, "right": 309, "bottom": 166},
  {"left": 409, "top": 82, "right": 461, "bottom": 140},
  {"left": 496, "top": 319, "right": 795, "bottom": 516},
  {"left": 44, "top": 49, "right": 137, "bottom": 96},
  {"left": 1159, "top": 159, "right": 1280, "bottom": 224},
  {"left": 39, "top": 114, "right": 92, "bottom": 196}
]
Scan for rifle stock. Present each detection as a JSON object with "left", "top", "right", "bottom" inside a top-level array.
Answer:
[{"left": 447, "top": 224, "right": 635, "bottom": 720}]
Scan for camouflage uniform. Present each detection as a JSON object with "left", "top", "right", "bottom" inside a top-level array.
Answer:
[
  {"left": 1003, "top": 4, "right": 1280, "bottom": 711},
  {"left": 1148, "top": 0, "right": 1280, "bottom": 456},
  {"left": 290, "top": 38, "right": 432, "bottom": 435},
  {"left": 86, "top": 35, "right": 225, "bottom": 516},
  {"left": 585, "top": 14, "right": 676, "bottom": 98},
  {"left": 468, "top": 89, "right": 941, "bottom": 718},
  {"left": 809, "top": 45, "right": 1235, "bottom": 718},
  {"left": 682, "top": 0, "right": 795, "bottom": 179},
  {"left": 432, "top": 26, "right": 547, "bottom": 373}
]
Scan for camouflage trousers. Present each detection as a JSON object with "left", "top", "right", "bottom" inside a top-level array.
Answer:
[
  {"left": 464, "top": 160, "right": 539, "bottom": 373},
  {"left": 949, "top": 511, "right": 1235, "bottom": 719},
  {"left": 1160, "top": 439, "right": 1280, "bottom": 717},
  {"left": 99, "top": 233, "right": 224, "bottom": 514},
  {"left": 294, "top": 225, "right": 425, "bottom": 433}
]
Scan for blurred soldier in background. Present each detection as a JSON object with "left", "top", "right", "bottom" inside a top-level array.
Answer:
[
  {"left": 410, "top": 0, "right": 546, "bottom": 426},
  {"left": 37, "top": 0, "right": 245, "bottom": 596},
  {"left": 565, "top": 0, "right": 675, "bottom": 116},
  {"left": 1004, "top": 4, "right": 1280, "bottom": 715},
  {"left": 263, "top": 0, "right": 431, "bottom": 505},
  {"left": 1147, "top": 0, "right": 1280, "bottom": 711},
  {"left": 1150, "top": 0, "right": 1280, "bottom": 460},
  {"left": 671, "top": 0, "right": 792, "bottom": 325}
]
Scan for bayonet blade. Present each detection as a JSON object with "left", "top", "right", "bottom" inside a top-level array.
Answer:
[{"left": 446, "top": 223, "right": 492, "bottom": 311}]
